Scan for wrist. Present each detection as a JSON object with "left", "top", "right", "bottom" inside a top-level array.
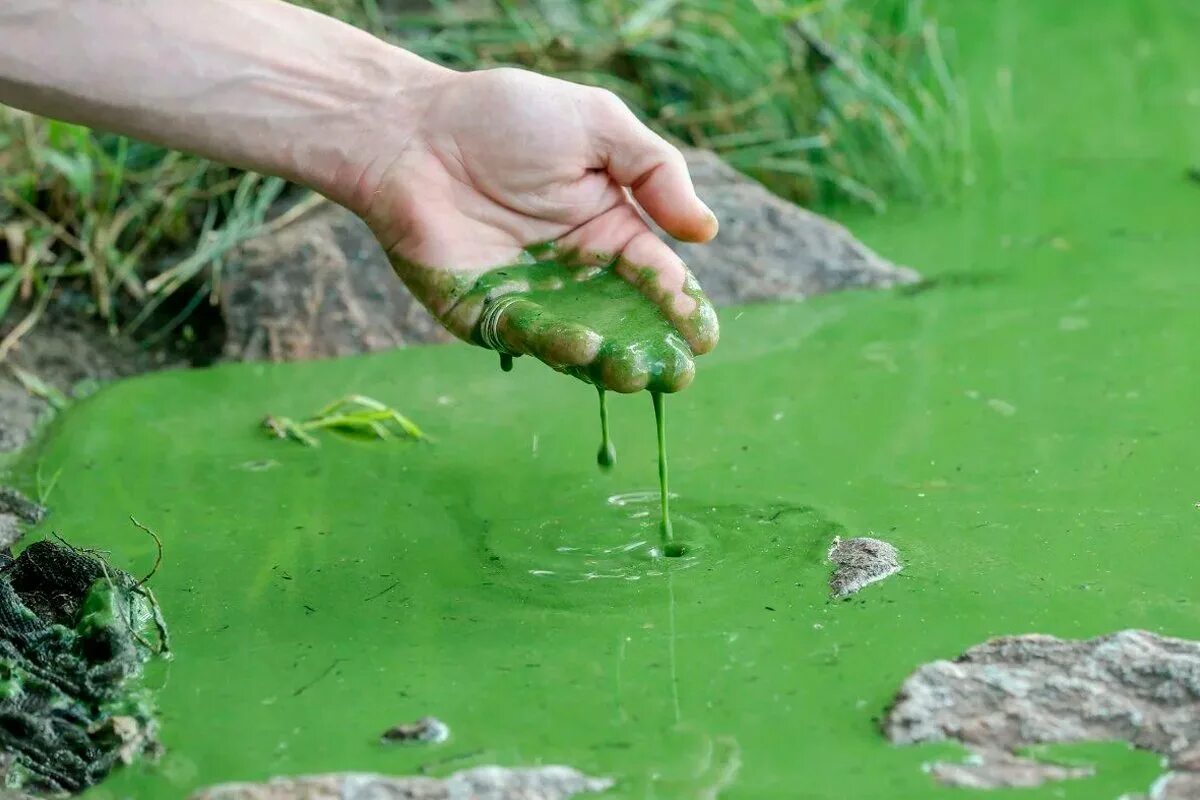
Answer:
[{"left": 309, "top": 43, "right": 455, "bottom": 216}]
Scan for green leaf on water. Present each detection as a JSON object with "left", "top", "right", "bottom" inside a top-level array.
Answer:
[{"left": 263, "top": 395, "right": 428, "bottom": 447}]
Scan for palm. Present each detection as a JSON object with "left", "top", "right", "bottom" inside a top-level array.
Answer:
[{"left": 364, "top": 69, "right": 719, "bottom": 392}]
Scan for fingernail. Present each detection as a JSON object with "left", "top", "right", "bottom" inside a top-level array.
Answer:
[{"left": 701, "top": 202, "right": 719, "bottom": 237}]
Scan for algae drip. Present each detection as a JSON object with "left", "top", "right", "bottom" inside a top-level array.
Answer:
[{"left": 472, "top": 261, "right": 698, "bottom": 555}]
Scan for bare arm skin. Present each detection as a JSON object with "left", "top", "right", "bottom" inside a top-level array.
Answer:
[{"left": 1, "top": 0, "right": 719, "bottom": 387}]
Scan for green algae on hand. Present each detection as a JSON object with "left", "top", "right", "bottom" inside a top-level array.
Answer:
[
  {"left": 469, "top": 259, "right": 704, "bottom": 395},
  {"left": 388, "top": 242, "right": 719, "bottom": 390}
]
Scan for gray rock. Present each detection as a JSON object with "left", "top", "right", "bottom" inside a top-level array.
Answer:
[
  {"left": 0, "top": 311, "right": 168, "bottom": 454},
  {"left": 0, "top": 514, "right": 22, "bottom": 551},
  {"left": 673, "top": 149, "right": 919, "bottom": 305},
  {"left": 1147, "top": 772, "right": 1200, "bottom": 799},
  {"left": 219, "top": 204, "right": 452, "bottom": 362},
  {"left": 190, "top": 766, "right": 614, "bottom": 800},
  {"left": 827, "top": 536, "right": 901, "bottom": 598},
  {"left": 884, "top": 629, "right": 1200, "bottom": 795},
  {"left": 0, "top": 486, "right": 46, "bottom": 525}
]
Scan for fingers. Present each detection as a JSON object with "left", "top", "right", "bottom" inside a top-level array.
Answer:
[
  {"left": 482, "top": 293, "right": 695, "bottom": 393},
  {"left": 597, "top": 338, "right": 694, "bottom": 395},
  {"left": 589, "top": 91, "right": 719, "bottom": 244},
  {"left": 616, "top": 231, "right": 720, "bottom": 357},
  {"left": 559, "top": 204, "right": 720, "bottom": 357},
  {"left": 493, "top": 297, "right": 603, "bottom": 369}
]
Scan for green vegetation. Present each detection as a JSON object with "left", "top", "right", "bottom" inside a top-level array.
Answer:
[
  {"left": 263, "top": 394, "right": 428, "bottom": 447},
  {"left": 394, "top": 0, "right": 970, "bottom": 209},
  {"left": 0, "top": 0, "right": 967, "bottom": 345}
]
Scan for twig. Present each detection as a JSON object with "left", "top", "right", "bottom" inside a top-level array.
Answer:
[
  {"left": 364, "top": 581, "right": 401, "bottom": 602},
  {"left": 258, "top": 192, "right": 328, "bottom": 237},
  {"left": 293, "top": 658, "right": 347, "bottom": 697},
  {"left": 0, "top": 274, "right": 58, "bottom": 363},
  {"left": 129, "top": 516, "right": 163, "bottom": 589}
]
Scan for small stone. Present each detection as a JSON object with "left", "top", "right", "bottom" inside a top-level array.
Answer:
[
  {"left": 0, "top": 514, "right": 22, "bottom": 551},
  {"left": 827, "top": 536, "right": 901, "bottom": 598}
]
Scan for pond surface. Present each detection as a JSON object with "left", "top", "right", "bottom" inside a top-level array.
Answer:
[{"left": 13, "top": 0, "right": 1200, "bottom": 797}]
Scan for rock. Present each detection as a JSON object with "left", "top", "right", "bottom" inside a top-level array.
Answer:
[
  {"left": 672, "top": 149, "right": 919, "bottom": 305},
  {"left": 884, "top": 629, "right": 1200, "bottom": 795},
  {"left": 191, "top": 766, "right": 614, "bottom": 800},
  {"left": 1148, "top": 772, "right": 1200, "bottom": 799},
  {"left": 219, "top": 203, "right": 452, "bottom": 362},
  {"left": 0, "top": 310, "right": 170, "bottom": 454},
  {"left": 0, "top": 515, "right": 23, "bottom": 551},
  {"left": 0, "top": 486, "right": 46, "bottom": 525},
  {"left": 827, "top": 536, "right": 901, "bottom": 598}
]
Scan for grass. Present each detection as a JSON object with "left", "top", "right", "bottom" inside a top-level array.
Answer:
[
  {"left": 263, "top": 394, "right": 428, "bottom": 447},
  {"left": 0, "top": 0, "right": 969, "bottom": 348},
  {"left": 0, "top": 112, "right": 285, "bottom": 343},
  {"left": 392, "top": 0, "right": 972, "bottom": 209}
]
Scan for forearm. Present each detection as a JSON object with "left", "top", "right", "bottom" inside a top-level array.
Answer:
[{"left": 0, "top": 0, "right": 449, "bottom": 209}]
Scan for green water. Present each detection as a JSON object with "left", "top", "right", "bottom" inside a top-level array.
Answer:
[{"left": 9, "top": 0, "right": 1200, "bottom": 797}]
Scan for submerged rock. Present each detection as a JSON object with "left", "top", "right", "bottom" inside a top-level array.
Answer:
[
  {"left": 0, "top": 540, "right": 168, "bottom": 795},
  {"left": 884, "top": 629, "right": 1200, "bottom": 796},
  {"left": 827, "top": 536, "right": 901, "bottom": 598},
  {"left": 191, "top": 766, "right": 614, "bottom": 800}
]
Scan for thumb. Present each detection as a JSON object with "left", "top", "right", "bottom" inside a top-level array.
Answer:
[{"left": 590, "top": 92, "right": 718, "bottom": 243}]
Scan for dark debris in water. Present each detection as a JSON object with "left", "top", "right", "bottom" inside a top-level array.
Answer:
[
  {"left": 0, "top": 537, "right": 168, "bottom": 795},
  {"left": 381, "top": 716, "right": 450, "bottom": 745}
]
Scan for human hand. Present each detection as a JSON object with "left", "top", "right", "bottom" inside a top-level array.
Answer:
[{"left": 351, "top": 68, "right": 720, "bottom": 392}]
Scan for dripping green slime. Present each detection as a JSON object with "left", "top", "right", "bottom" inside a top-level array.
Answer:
[{"left": 471, "top": 262, "right": 694, "bottom": 553}]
